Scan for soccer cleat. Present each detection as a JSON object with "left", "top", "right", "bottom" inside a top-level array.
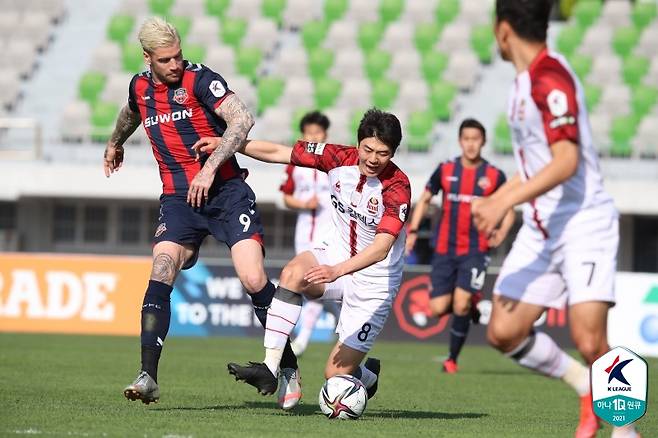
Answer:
[
  {"left": 123, "top": 370, "right": 160, "bottom": 405},
  {"left": 277, "top": 367, "right": 302, "bottom": 410},
  {"left": 442, "top": 358, "right": 459, "bottom": 374},
  {"left": 575, "top": 393, "right": 600, "bottom": 438},
  {"left": 227, "top": 361, "right": 278, "bottom": 396},
  {"left": 363, "top": 357, "right": 380, "bottom": 399},
  {"left": 470, "top": 291, "right": 483, "bottom": 324}
]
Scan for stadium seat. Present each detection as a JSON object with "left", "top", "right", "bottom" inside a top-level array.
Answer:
[
  {"left": 279, "top": 77, "right": 314, "bottom": 108},
  {"left": 612, "top": 26, "right": 640, "bottom": 58},
  {"left": 61, "top": 100, "right": 91, "bottom": 142},
  {"left": 421, "top": 51, "right": 449, "bottom": 84},
  {"left": 380, "top": 22, "right": 415, "bottom": 52},
  {"left": 91, "top": 101, "right": 119, "bottom": 142},
  {"left": 168, "top": 16, "right": 191, "bottom": 39},
  {"left": 471, "top": 24, "right": 495, "bottom": 64},
  {"left": 262, "top": 0, "right": 286, "bottom": 25},
  {"left": 323, "top": 107, "right": 350, "bottom": 144},
  {"left": 301, "top": 21, "right": 328, "bottom": 51},
  {"left": 259, "top": 107, "right": 292, "bottom": 143},
  {"left": 609, "top": 115, "right": 636, "bottom": 157},
  {"left": 584, "top": 83, "right": 602, "bottom": 112},
  {"left": 243, "top": 18, "right": 279, "bottom": 54},
  {"left": 0, "top": 69, "right": 21, "bottom": 110},
  {"left": 437, "top": 21, "right": 472, "bottom": 53},
  {"left": 118, "top": 0, "right": 149, "bottom": 15},
  {"left": 599, "top": 0, "right": 632, "bottom": 27},
  {"left": 221, "top": 17, "right": 247, "bottom": 48},
  {"left": 325, "top": 20, "right": 358, "bottom": 51},
  {"left": 388, "top": 51, "right": 422, "bottom": 81},
  {"left": 308, "top": 47, "right": 334, "bottom": 80},
  {"left": 206, "top": 0, "right": 231, "bottom": 18},
  {"left": 579, "top": 23, "right": 614, "bottom": 57},
  {"left": 121, "top": 43, "right": 145, "bottom": 73},
  {"left": 331, "top": 48, "right": 363, "bottom": 79},
  {"left": 290, "top": 107, "right": 311, "bottom": 138},
  {"left": 358, "top": 21, "right": 385, "bottom": 52},
  {"left": 187, "top": 16, "right": 221, "bottom": 47},
  {"left": 572, "top": 0, "right": 602, "bottom": 29},
  {"left": 148, "top": 0, "right": 174, "bottom": 15},
  {"left": 556, "top": 24, "right": 584, "bottom": 58},
  {"left": 92, "top": 42, "right": 122, "bottom": 73},
  {"left": 79, "top": 72, "right": 106, "bottom": 104},
  {"left": 7, "top": 38, "right": 38, "bottom": 78},
  {"left": 402, "top": 0, "right": 439, "bottom": 24},
  {"left": 336, "top": 78, "right": 371, "bottom": 109},
  {"left": 101, "top": 72, "right": 133, "bottom": 105},
  {"left": 324, "top": 0, "right": 348, "bottom": 23},
  {"left": 631, "top": 84, "right": 658, "bottom": 119},
  {"left": 257, "top": 76, "right": 285, "bottom": 114},
  {"left": 205, "top": 46, "right": 237, "bottom": 75},
  {"left": 598, "top": 84, "right": 631, "bottom": 118},
  {"left": 107, "top": 14, "right": 135, "bottom": 44},
  {"left": 635, "top": 25, "right": 658, "bottom": 58},
  {"left": 372, "top": 78, "right": 399, "bottom": 109},
  {"left": 283, "top": 0, "right": 318, "bottom": 29},
  {"left": 345, "top": 0, "right": 379, "bottom": 23},
  {"left": 170, "top": 0, "right": 206, "bottom": 17},
  {"left": 380, "top": 0, "right": 404, "bottom": 24},
  {"left": 568, "top": 53, "right": 592, "bottom": 82},
  {"left": 17, "top": 12, "right": 53, "bottom": 51},
  {"left": 364, "top": 49, "right": 391, "bottom": 82},
  {"left": 436, "top": 0, "right": 460, "bottom": 25},
  {"left": 414, "top": 22, "right": 441, "bottom": 54},
  {"left": 460, "top": 0, "right": 492, "bottom": 25},
  {"left": 314, "top": 77, "right": 341, "bottom": 109},
  {"left": 396, "top": 79, "right": 430, "bottom": 112},
  {"left": 235, "top": 46, "right": 262, "bottom": 80},
  {"left": 0, "top": 11, "right": 20, "bottom": 41},
  {"left": 632, "top": 1, "right": 657, "bottom": 29},
  {"left": 429, "top": 80, "right": 456, "bottom": 121},
  {"left": 350, "top": 109, "right": 368, "bottom": 143},
  {"left": 588, "top": 53, "right": 622, "bottom": 86},
  {"left": 274, "top": 46, "right": 307, "bottom": 77},
  {"left": 182, "top": 44, "right": 206, "bottom": 64},
  {"left": 494, "top": 114, "right": 513, "bottom": 154},
  {"left": 589, "top": 111, "right": 612, "bottom": 152},
  {"left": 226, "top": 0, "right": 261, "bottom": 20},
  {"left": 622, "top": 55, "right": 649, "bottom": 88},
  {"left": 406, "top": 110, "right": 434, "bottom": 152},
  {"left": 443, "top": 50, "right": 479, "bottom": 91},
  {"left": 634, "top": 115, "right": 658, "bottom": 157},
  {"left": 226, "top": 75, "right": 257, "bottom": 113}
]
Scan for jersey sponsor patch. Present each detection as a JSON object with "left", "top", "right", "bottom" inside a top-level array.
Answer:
[
  {"left": 477, "top": 176, "right": 491, "bottom": 190},
  {"left": 154, "top": 222, "right": 167, "bottom": 238},
  {"left": 366, "top": 196, "right": 380, "bottom": 215},
  {"left": 173, "top": 87, "right": 189, "bottom": 104},
  {"left": 209, "top": 80, "right": 226, "bottom": 98},
  {"left": 547, "top": 89, "right": 568, "bottom": 117},
  {"left": 399, "top": 203, "right": 408, "bottom": 222},
  {"left": 305, "top": 142, "right": 326, "bottom": 155}
]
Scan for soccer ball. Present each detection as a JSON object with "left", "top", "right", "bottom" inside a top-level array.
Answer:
[{"left": 318, "top": 374, "right": 368, "bottom": 419}]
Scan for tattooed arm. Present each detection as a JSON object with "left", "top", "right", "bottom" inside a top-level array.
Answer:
[
  {"left": 187, "top": 94, "right": 255, "bottom": 207},
  {"left": 104, "top": 104, "right": 141, "bottom": 177}
]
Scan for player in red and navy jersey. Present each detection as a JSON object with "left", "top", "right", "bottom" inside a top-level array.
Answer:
[
  {"left": 406, "top": 118, "right": 514, "bottom": 373},
  {"left": 194, "top": 109, "right": 411, "bottom": 403},
  {"left": 102, "top": 17, "right": 298, "bottom": 406}
]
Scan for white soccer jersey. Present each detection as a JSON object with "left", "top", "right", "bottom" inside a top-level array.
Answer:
[
  {"left": 507, "top": 48, "right": 617, "bottom": 238},
  {"left": 291, "top": 141, "right": 411, "bottom": 286},
  {"left": 279, "top": 165, "right": 333, "bottom": 254}
]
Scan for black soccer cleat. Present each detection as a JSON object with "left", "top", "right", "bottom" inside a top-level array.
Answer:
[
  {"left": 227, "top": 361, "right": 278, "bottom": 396},
  {"left": 363, "top": 357, "right": 381, "bottom": 400}
]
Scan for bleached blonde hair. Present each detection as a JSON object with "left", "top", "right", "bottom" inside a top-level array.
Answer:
[{"left": 138, "top": 17, "right": 180, "bottom": 53}]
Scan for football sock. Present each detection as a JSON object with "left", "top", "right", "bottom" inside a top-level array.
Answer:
[
  {"left": 562, "top": 358, "right": 590, "bottom": 396},
  {"left": 352, "top": 365, "right": 377, "bottom": 389},
  {"left": 448, "top": 314, "right": 471, "bottom": 362},
  {"left": 611, "top": 425, "right": 640, "bottom": 438},
  {"left": 505, "top": 331, "right": 572, "bottom": 380},
  {"left": 251, "top": 281, "right": 298, "bottom": 370},
  {"left": 294, "top": 299, "right": 324, "bottom": 349},
  {"left": 140, "top": 280, "right": 173, "bottom": 383},
  {"left": 263, "top": 287, "right": 302, "bottom": 376}
]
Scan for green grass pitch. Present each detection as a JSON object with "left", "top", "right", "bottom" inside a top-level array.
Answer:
[{"left": 1, "top": 333, "right": 656, "bottom": 437}]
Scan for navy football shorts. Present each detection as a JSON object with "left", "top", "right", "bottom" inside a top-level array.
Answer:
[
  {"left": 430, "top": 253, "right": 490, "bottom": 297},
  {"left": 152, "top": 178, "right": 265, "bottom": 269}
]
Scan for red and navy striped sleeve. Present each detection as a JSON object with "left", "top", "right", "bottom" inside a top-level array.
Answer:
[
  {"left": 377, "top": 167, "right": 411, "bottom": 238},
  {"left": 425, "top": 163, "right": 443, "bottom": 195},
  {"left": 127, "top": 74, "right": 139, "bottom": 113},
  {"left": 494, "top": 169, "right": 507, "bottom": 191},
  {"left": 291, "top": 141, "right": 359, "bottom": 172},
  {"left": 279, "top": 164, "right": 295, "bottom": 195},
  {"left": 193, "top": 64, "right": 234, "bottom": 111}
]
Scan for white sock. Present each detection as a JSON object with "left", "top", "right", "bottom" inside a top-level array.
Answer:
[
  {"left": 294, "top": 300, "right": 324, "bottom": 348},
  {"left": 506, "top": 332, "right": 571, "bottom": 379},
  {"left": 561, "top": 358, "right": 590, "bottom": 396},
  {"left": 264, "top": 347, "right": 284, "bottom": 377},
  {"left": 263, "top": 288, "right": 302, "bottom": 376},
  {"left": 611, "top": 425, "right": 640, "bottom": 438},
  {"left": 355, "top": 365, "right": 377, "bottom": 389}
]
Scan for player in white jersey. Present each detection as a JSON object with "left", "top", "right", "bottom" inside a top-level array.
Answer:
[
  {"left": 194, "top": 109, "right": 411, "bottom": 403},
  {"left": 472, "top": 2, "right": 637, "bottom": 438}
]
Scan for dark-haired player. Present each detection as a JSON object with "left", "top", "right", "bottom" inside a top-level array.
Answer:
[
  {"left": 102, "top": 16, "right": 298, "bottom": 407},
  {"left": 406, "top": 118, "right": 513, "bottom": 374},
  {"left": 472, "top": 2, "right": 637, "bottom": 437},
  {"left": 195, "top": 108, "right": 411, "bottom": 402}
]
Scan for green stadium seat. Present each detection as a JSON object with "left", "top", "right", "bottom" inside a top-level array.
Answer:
[
  {"left": 494, "top": 114, "right": 513, "bottom": 154},
  {"left": 365, "top": 49, "right": 391, "bottom": 82},
  {"left": 429, "top": 80, "right": 456, "bottom": 121},
  {"left": 612, "top": 26, "right": 640, "bottom": 58},
  {"left": 206, "top": 0, "right": 231, "bottom": 18},
  {"left": 301, "top": 21, "right": 328, "bottom": 51},
  {"left": 422, "top": 51, "right": 449, "bottom": 84},
  {"left": 314, "top": 77, "right": 341, "bottom": 109},
  {"left": 221, "top": 17, "right": 247, "bottom": 48},
  {"left": 350, "top": 109, "right": 367, "bottom": 144},
  {"left": 572, "top": 0, "right": 602, "bottom": 29},
  {"left": 262, "top": 0, "right": 286, "bottom": 26},
  {"left": 358, "top": 22, "right": 385, "bottom": 52},
  {"left": 406, "top": 110, "right": 434, "bottom": 152},
  {"left": 257, "top": 77, "right": 284, "bottom": 114},
  {"left": 632, "top": 1, "right": 657, "bottom": 29},
  {"left": 148, "top": 0, "right": 174, "bottom": 15},
  {"left": 235, "top": 47, "right": 262, "bottom": 80},
  {"left": 107, "top": 14, "right": 134, "bottom": 44},
  {"left": 568, "top": 53, "right": 592, "bottom": 82},
  {"left": 623, "top": 55, "right": 649, "bottom": 88},
  {"left": 91, "top": 101, "right": 119, "bottom": 142},
  {"left": 471, "top": 24, "right": 495, "bottom": 64},
  {"left": 556, "top": 25, "right": 584, "bottom": 58},
  {"left": 436, "top": 0, "right": 460, "bottom": 25},
  {"left": 379, "top": 0, "right": 404, "bottom": 25},
  {"left": 324, "top": 0, "right": 348, "bottom": 23},
  {"left": 584, "top": 83, "right": 602, "bottom": 112},
  {"left": 182, "top": 44, "right": 206, "bottom": 63},
  {"left": 609, "top": 115, "right": 636, "bottom": 157},
  {"left": 122, "top": 43, "right": 145, "bottom": 73},
  {"left": 168, "top": 16, "right": 191, "bottom": 39},
  {"left": 414, "top": 22, "right": 441, "bottom": 54},
  {"left": 372, "top": 78, "right": 399, "bottom": 109},
  {"left": 308, "top": 47, "right": 334, "bottom": 80},
  {"left": 79, "top": 71, "right": 106, "bottom": 104},
  {"left": 631, "top": 85, "right": 658, "bottom": 118}
]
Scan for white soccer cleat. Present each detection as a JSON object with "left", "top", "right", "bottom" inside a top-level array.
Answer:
[{"left": 278, "top": 367, "right": 302, "bottom": 410}]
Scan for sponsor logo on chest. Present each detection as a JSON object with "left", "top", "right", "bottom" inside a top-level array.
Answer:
[{"left": 143, "top": 109, "right": 193, "bottom": 128}]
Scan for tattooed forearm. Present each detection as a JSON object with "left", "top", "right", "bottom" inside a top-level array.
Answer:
[
  {"left": 150, "top": 253, "right": 178, "bottom": 285},
  {"left": 109, "top": 105, "right": 141, "bottom": 146},
  {"left": 203, "top": 94, "right": 255, "bottom": 173}
]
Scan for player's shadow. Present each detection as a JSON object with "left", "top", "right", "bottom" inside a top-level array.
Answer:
[{"left": 366, "top": 410, "right": 488, "bottom": 420}]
